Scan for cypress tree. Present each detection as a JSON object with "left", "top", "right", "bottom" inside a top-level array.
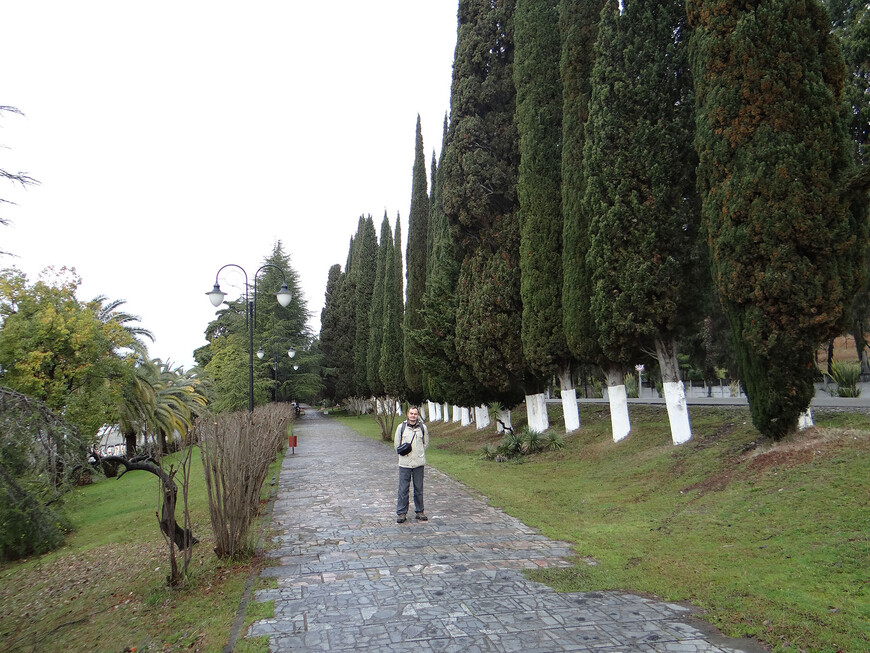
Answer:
[
  {"left": 352, "top": 215, "right": 378, "bottom": 397},
  {"left": 561, "top": 0, "right": 607, "bottom": 365},
  {"left": 584, "top": 0, "right": 702, "bottom": 444},
  {"left": 403, "top": 116, "right": 429, "bottom": 401},
  {"left": 515, "top": 0, "right": 575, "bottom": 430},
  {"left": 687, "top": 0, "right": 863, "bottom": 439},
  {"left": 332, "top": 238, "right": 357, "bottom": 401},
  {"left": 413, "top": 115, "right": 479, "bottom": 407},
  {"left": 380, "top": 216, "right": 406, "bottom": 398},
  {"left": 319, "top": 263, "right": 342, "bottom": 401},
  {"left": 367, "top": 213, "right": 391, "bottom": 396},
  {"left": 442, "top": 0, "right": 525, "bottom": 408}
]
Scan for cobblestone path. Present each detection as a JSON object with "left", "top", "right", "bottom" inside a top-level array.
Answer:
[{"left": 247, "top": 410, "right": 762, "bottom": 652}]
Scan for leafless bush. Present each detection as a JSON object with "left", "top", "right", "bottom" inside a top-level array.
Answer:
[
  {"left": 195, "top": 404, "right": 291, "bottom": 559},
  {"left": 342, "top": 396, "right": 371, "bottom": 416}
]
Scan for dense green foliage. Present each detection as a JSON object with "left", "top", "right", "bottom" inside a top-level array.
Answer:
[
  {"left": 515, "top": 0, "right": 572, "bottom": 383},
  {"left": 444, "top": 0, "right": 526, "bottom": 407},
  {"left": 584, "top": 0, "right": 702, "bottom": 362},
  {"left": 403, "top": 117, "right": 429, "bottom": 401},
  {"left": 0, "top": 268, "right": 138, "bottom": 436},
  {"left": 380, "top": 217, "right": 406, "bottom": 398},
  {"left": 318, "top": 263, "right": 342, "bottom": 399},
  {"left": 687, "top": 0, "right": 865, "bottom": 438},
  {"left": 367, "top": 215, "right": 391, "bottom": 396},
  {"left": 351, "top": 216, "right": 378, "bottom": 397},
  {"left": 560, "top": 0, "right": 607, "bottom": 365}
]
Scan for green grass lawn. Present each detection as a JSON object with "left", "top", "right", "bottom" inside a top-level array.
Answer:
[
  {"left": 0, "top": 445, "right": 284, "bottom": 653},
  {"left": 336, "top": 405, "right": 870, "bottom": 653}
]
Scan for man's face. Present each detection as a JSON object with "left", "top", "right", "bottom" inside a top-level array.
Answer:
[{"left": 407, "top": 408, "right": 419, "bottom": 423}]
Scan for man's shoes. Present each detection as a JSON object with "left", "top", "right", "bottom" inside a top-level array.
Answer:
[
  {"left": 415, "top": 512, "right": 428, "bottom": 521},
  {"left": 396, "top": 514, "right": 407, "bottom": 523}
]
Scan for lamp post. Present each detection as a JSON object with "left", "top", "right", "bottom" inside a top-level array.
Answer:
[
  {"left": 257, "top": 343, "right": 295, "bottom": 402},
  {"left": 207, "top": 263, "right": 292, "bottom": 412}
]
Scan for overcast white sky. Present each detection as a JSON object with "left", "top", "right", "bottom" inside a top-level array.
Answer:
[{"left": 1, "top": 2, "right": 458, "bottom": 370}]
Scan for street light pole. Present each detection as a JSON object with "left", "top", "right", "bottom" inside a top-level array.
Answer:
[{"left": 207, "top": 263, "right": 292, "bottom": 412}]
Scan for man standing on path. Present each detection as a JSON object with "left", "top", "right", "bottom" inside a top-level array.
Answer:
[{"left": 395, "top": 405, "right": 429, "bottom": 523}]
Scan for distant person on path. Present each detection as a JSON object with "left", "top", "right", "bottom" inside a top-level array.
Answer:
[{"left": 395, "top": 405, "right": 429, "bottom": 523}]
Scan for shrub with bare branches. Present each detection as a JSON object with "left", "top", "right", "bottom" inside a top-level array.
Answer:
[{"left": 195, "top": 404, "right": 291, "bottom": 559}]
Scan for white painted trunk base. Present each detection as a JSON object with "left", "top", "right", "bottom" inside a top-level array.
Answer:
[
  {"left": 475, "top": 405, "right": 491, "bottom": 429},
  {"left": 663, "top": 381, "right": 692, "bottom": 445},
  {"left": 526, "top": 393, "right": 549, "bottom": 433},
  {"left": 442, "top": 403, "right": 450, "bottom": 422},
  {"left": 427, "top": 401, "right": 438, "bottom": 421},
  {"left": 496, "top": 409, "right": 512, "bottom": 434},
  {"left": 607, "top": 384, "right": 631, "bottom": 442},
  {"left": 452, "top": 405, "right": 461, "bottom": 422},
  {"left": 460, "top": 407, "right": 472, "bottom": 426},
  {"left": 561, "top": 388, "right": 580, "bottom": 432},
  {"left": 798, "top": 408, "right": 814, "bottom": 430}
]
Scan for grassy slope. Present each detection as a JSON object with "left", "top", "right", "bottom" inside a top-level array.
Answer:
[
  {"left": 0, "top": 446, "right": 284, "bottom": 653},
  {"left": 337, "top": 405, "right": 869, "bottom": 653}
]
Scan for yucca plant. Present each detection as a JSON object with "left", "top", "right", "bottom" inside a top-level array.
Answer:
[
  {"left": 544, "top": 431, "right": 565, "bottom": 451},
  {"left": 522, "top": 428, "right": 545, "bottom": 454},
  {"left": 480, "top": 444, "right": 498, "bottom": 461},
  {"left": 499, "top": 432, "right": 525, "bottom": 458},
  {"left": 827, "top": 360, "right": 862, "bottom": 397}
]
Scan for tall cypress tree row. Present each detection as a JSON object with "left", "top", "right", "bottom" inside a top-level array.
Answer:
[
  {"left": 515, "top": 0, "right": 575, "bottom": 430},
  {"left": 687, "top": 0, "right": 863, "bottom": 439},
  {"left": 584, "top": 0, "right": 702, "bottom": 444},
  {"left": 367, "top": 213, "right": 391, "bottom": 397},
  {"left": 352, "top": 215, "right": 378, "bottom": 397},
  {"left": 380, "top": 216, "right": 406, "bottom": 398},
  {"left": 403, "top": 116, "right": 429, "bottom": 401},
  {"left": 442, "top": 0, "right": 525, "bottom": 407}
]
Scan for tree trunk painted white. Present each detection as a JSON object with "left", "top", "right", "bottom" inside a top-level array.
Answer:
[
  {"left": 496, "top": 408, "right": 512, "bottom": 434},
  {"left": 427, "top": 401, "right": 437, "bottom": 420},
  {"left": 605, "top": 365, "right": 631, "bottom": 442},
  {"left": 525, "top": 393, "right": 549, "bottom": 433},
  {"left": 460, "top": 407, "right": 472, "bottom": 426},
  {"left": 452, "top": 405, "right": 461, "bottom": 422},
  {"left": 561, "top": 389, "right": 580, "bottom": 432},
  {"left": 419, "top": 404, "right": 427, "bottom": 421},
  {"left": 442, "top": 403, "right": 450, "bottom": 422},
  {"left": 558, "top": 365, "right": 580, "bottom": 432},
  {"left": 655, "top": 336, "right": 692, "bottom": 445},
  {"left": 396, "top": 400, "right": 402, "bottom": 415},
  {"left": 475, "top": 405, "right": 491, "bottom": 429},
  {"left": 798, "top": 408, "right": 814, "bottom": 430},
  {"left": 434, "top": 402, "right": 442, "bottom": 420}
]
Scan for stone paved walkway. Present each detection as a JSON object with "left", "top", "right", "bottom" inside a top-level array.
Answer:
[{"left": 247, "top": 410, "right": 764, "bottom": 652}]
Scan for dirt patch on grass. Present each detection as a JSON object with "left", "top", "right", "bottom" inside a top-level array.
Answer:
[{"left": 684, "top": 427, "right": 868, "bottom": 494}]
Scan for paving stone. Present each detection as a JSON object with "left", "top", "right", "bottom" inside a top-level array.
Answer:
[{"left": 245, "top": 410, "right": 764, "bottom": 652}]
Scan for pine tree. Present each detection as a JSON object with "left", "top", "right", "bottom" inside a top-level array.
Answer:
[
  {"left": 367, "top": 214, "right": 391, "bottom": 396},
  {"left": 584, "top": 0, "right": 703, "bottom": 444},
  {"left": 443, "top": 0, "right": 525, "bottom": 407},
  {"left": 403, "top": 116, "right": 429, "bottom": 401},
  {"left": 380, "top": 216, "right": 406, "bottom": 398},
  {"left": 687, "top": 0, "right": 864, "bottom": 438},
  {"left": 351, "top": 215, "right": 378, "bottom": 397}
]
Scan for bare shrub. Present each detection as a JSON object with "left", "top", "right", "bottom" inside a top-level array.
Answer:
[{"left": 195, "top": 404, "right": 291, "bottom": 559}]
